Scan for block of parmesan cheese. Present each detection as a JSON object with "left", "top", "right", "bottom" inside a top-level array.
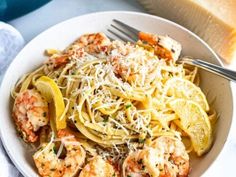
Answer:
[{"left": 139, "top": 0, "right": 236, "bottom": 63}]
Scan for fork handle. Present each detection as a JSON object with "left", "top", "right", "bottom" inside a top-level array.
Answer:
[{"left": 180, "top": 58, "right": 236, "bottom": 82}]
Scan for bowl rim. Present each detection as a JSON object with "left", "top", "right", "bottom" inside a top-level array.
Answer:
[{"left": 0, "top": 11, "right": 234, "bottom": 177}]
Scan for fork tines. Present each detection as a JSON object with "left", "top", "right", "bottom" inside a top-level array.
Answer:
[{"left": 107, "top": 19, "right": 140, "bottom": 42}]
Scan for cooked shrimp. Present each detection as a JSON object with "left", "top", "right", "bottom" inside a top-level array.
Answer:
[
  {"left": 33, "top": 129, "right": 86, "bottom": 177},
  {"left": 79, "top": 156, "right": 118, "bottom": 177},
  {"left": 12, "top": 89, "right": 49, "bottom": 143},
  {"left": 109, "top": 41, "right": 159, "bottom": 86},
  {"left": 123, "top": 136, "right": 189, "bottom": 177},
  {"left": 150, "top": 136, "right": 189, "bottom": 177},
  {"left": 74, "top": 32, "right": 111, "bottom": 54},
  {"left": 123, "top": 148, "right": 161, "bottom": 177},
  {"left": 46, "top": 33, "right": 111, "bottom": 68},
  {"left": 138, "top": 32, "right": 182, "bottom": 61}
]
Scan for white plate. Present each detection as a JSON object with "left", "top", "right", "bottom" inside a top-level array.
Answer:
[{"left": 0, "top": 11, "right": 234, "bottom": 177}]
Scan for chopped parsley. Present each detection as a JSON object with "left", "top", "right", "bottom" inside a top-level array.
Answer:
[
  {"left": 138, "top": 138, "right": 145, "bottom": 143},
  {"left": 53, "top": 146, "right": 57, "bottom": 154},
  {"left": 103, "top": 116, "right": 109, "bottom": 122},
  {"left": 125, "top": 104, "right": 132, "bottom": 109}
]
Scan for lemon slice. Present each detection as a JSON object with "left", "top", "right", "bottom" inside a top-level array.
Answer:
[
  {"left": 164, "top": 77, "right": 209, "bottom": 111},
  {"left": 169, "top": 99, "right": 212, "bottom": 156},
  {"left": 35, "top": 76, "right": 66, "bottom": 130}
]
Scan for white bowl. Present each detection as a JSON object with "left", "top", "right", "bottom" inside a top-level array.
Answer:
[{"left": 0, "top": 11, "right": 234, "bottom": 177}]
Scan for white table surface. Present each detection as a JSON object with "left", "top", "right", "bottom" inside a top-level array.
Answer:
[{"left": 4, "top": 0, "right": 236, "bottom": 176}]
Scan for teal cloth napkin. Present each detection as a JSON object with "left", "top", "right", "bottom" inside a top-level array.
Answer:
[{"left": 0, "top": 0, "right": 51, "bottom": 21}]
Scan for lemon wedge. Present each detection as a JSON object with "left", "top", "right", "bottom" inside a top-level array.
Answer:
[
  {"left": 35, "top": 76, "right": 66, "bottom": 130},
  {"left": 169, "top": 99, "right": 212, "bottom": 156},
  {"left": 164, "top": 77, "right": 209, "bottom": 111}
]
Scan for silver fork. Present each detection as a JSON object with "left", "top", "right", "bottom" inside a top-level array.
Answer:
[{"left": 107, "top": 19, "right": 236, "bottom": 82}]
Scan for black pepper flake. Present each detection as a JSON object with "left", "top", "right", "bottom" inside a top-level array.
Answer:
[
  {"left": 138, "top": 159, "right": 143, "bottom": 165},
  {"left": 171, "top": 48, "right": 175, "bottom": 53},
  {"left": 43, "top": 112, "right": 47, "bottom": 117},
  {"left": 18, "top": 131, "right": 23, "bottom": 138},
  {"left": 66, "top": 164, "right": 72, "bottom": 168}
]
